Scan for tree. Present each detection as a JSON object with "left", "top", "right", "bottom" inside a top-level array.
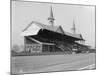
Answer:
[{"left": 12, "top": 44, "right": 20, "bottom": 53}]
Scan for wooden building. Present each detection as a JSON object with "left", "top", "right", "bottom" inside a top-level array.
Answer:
[{"left": 21, "top": 6, "right": 88, "bottom": 54}]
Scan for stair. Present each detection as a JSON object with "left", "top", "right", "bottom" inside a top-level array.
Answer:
[{"left": 56, "top": 44, "right": 72, "bottom": 54}]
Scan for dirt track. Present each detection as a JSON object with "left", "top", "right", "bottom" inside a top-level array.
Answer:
[{"left": 11, "top": 53, "right": 96, "bottom": 74}]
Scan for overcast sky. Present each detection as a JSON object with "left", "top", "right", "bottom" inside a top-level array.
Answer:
[{"left": 12, "top": 1, "right": 95, "bottom": 47}]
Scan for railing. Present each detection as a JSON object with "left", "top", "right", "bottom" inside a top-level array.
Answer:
[
  {"left": 55, "top": 42, "right": 72, "bottom": 54},
  {"left": 11, "top": 51, "right": 72, "bottom": 56}
]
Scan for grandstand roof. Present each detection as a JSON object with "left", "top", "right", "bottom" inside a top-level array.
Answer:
[{"left": 21, "top": 21, "right": 83, "bottom": 40}]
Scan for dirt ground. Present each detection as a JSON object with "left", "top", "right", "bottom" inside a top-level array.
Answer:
[{"left": 11, "top": 53, "right": 96, "bottom": 74}]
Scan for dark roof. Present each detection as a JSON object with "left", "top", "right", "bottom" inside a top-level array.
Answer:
[
  {"left": 29, "top": 35, "right": 52, "bottom": 43},
  {"left": 27, "top": 36, "right": 55, "bottom": 45},
  {"left": 22, "top": 21, "right": 83, "bottom": 40}
]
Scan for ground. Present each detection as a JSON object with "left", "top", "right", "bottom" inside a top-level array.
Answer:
[{"left": 11, "top": 53, "right": 96, "bottom": 74}]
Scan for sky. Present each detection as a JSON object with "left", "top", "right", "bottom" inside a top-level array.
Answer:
[{"left": 12, "top": 1, "right": 95, "bottom": 47}]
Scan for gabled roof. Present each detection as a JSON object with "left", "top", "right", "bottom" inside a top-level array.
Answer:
[
  {"left": 21, "top": 21, "right": 83, "bottom": 40},
  {"left": 21, "top": 21, "right": 64, "bottom": 36}
]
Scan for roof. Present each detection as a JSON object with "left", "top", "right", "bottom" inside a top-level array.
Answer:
[
  {"left": 21, "top": 21, "right": 64, "bottom": 36},
  {"left": 64, "top": 32, "right": 83, "bottom": 40},
  {"left": 28, "top": 36, "right": 55, "bottom": 45},
  {"left": 21, "top": 21, "right": 83, "bottom": 40}
]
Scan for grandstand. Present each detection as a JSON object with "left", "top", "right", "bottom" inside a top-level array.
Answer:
[{"left": 21, "top": 6, "right": 89, "bottom": 54}]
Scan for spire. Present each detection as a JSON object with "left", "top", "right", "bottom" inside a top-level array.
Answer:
[
  {"left": 48, "top": 6, "right": 55, "bottom": 26},
  {"left": 71, "top": 20, "right": 76, "bottom": 34}
]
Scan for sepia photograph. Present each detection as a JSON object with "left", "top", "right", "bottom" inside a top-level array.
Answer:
[{"left": 11, "top": 0, "right": 96, "bottom": 74}]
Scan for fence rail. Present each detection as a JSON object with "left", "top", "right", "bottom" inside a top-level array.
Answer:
[{"left": 11, "top": 51, "right": 72, "bottom": 56}]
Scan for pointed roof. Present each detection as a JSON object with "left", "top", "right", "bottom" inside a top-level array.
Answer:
[
  {"left": 56, "top": 26, "right": 65, "bottom": 34},
  {"left": 80, "top": 34, "right": 85, "bottom": 41},
  {"left": 48, "top": 6, "right": 55, "bottom": 20},
  {"left": 71, "top": 20, "right": 76, "bottom": 34},
  {"left": 22, "top": 21, "right": 63, "bottom": 34}
]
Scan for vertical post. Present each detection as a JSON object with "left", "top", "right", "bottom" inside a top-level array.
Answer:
[
  {"left": 24, "top": 36, "right": 26, "bottom": 52},
  {"left": 41, "top": 44, "right": 42, "bottom": 53}
]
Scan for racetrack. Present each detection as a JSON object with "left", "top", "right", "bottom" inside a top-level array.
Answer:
[{"left": 11, "top": 53, "right": 96, "bottom": 74}]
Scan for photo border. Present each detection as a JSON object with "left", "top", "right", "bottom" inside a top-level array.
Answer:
[{"left": 10, "top": 0, "right": 96, "bottom": 75}]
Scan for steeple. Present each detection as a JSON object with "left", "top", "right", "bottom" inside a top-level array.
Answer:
[
  {"left": 71, "top": 20, "right": 76, "bottom": 34},
  {"left": 48, "top": 6, "right": 55, "bottom": 26}
]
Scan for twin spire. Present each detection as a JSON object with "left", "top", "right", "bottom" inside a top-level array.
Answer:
[{"left": 48, "top": 6, "right": 76, "bottom": 34}]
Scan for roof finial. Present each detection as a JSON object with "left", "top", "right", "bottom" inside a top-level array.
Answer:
[
  {"left": 71, "top": 20, "right": 76, "bottom": 34},
  {"left": 48, "top": 6, "right": 55, "bottom": 26}
]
